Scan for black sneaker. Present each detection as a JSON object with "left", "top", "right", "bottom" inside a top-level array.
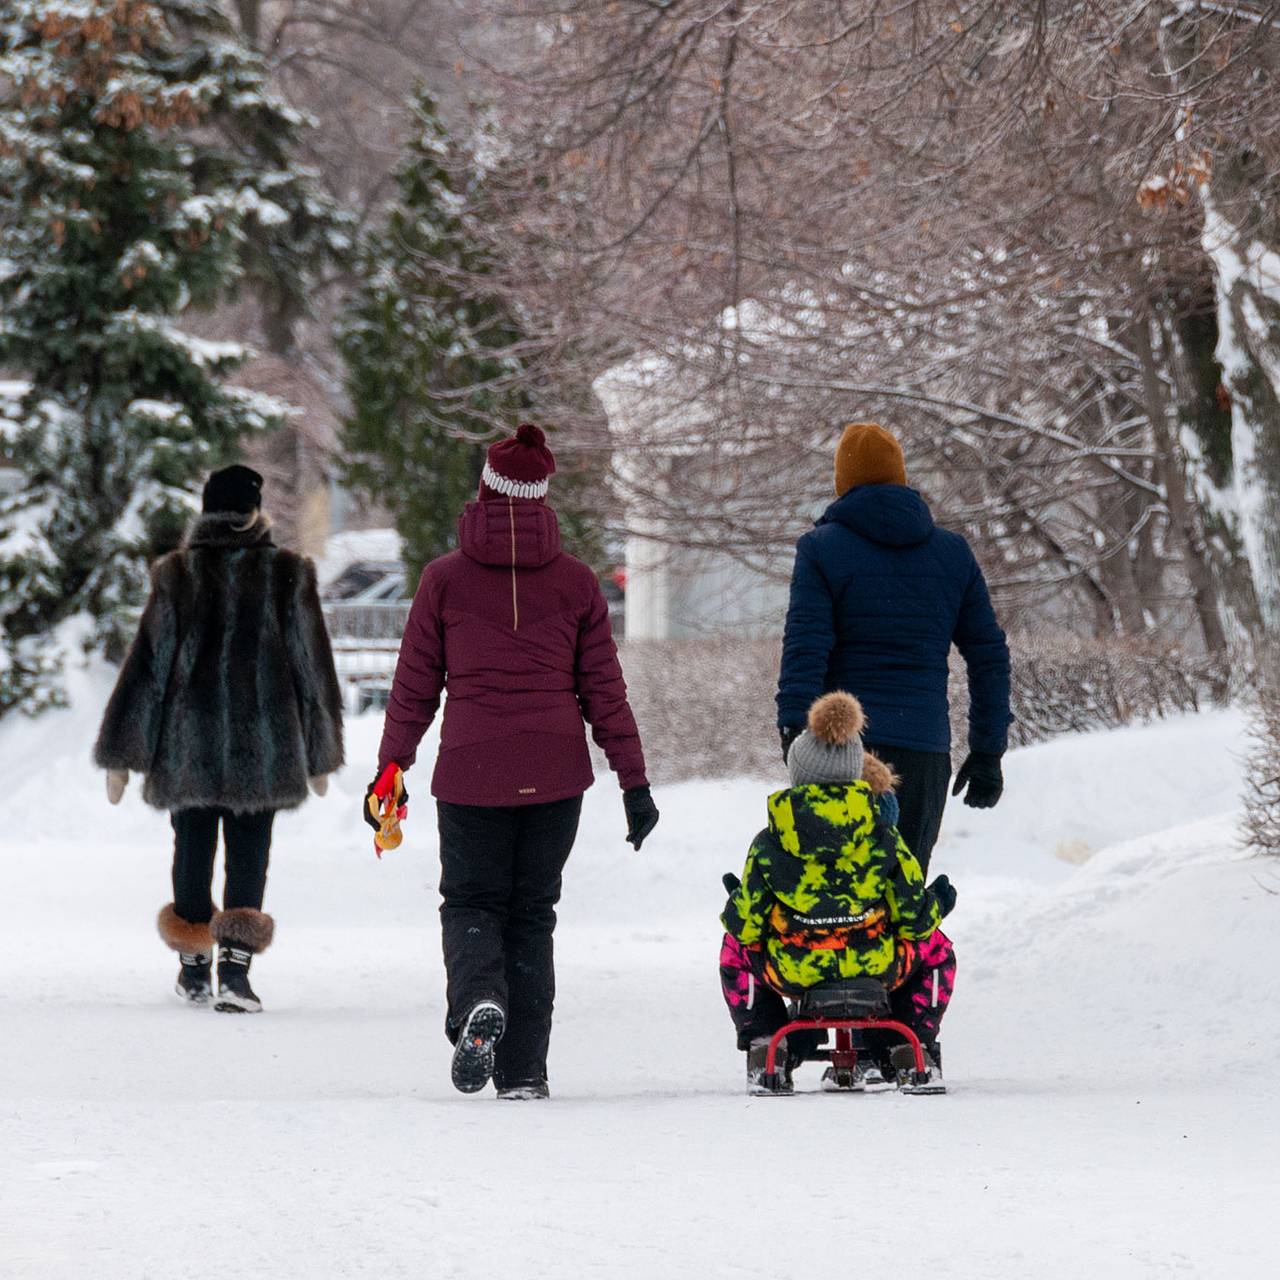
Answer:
[
  {"left": 215, "top": 945, "right": 262, "bottom": 1014},
  {"left": 175, "top": 952, "right": 212, "bottom": 1005},
  {"left": 496, "top": 1080, "right": 550, "bottom": 1101},
  {"left": 451, "top": 1001, "right": 506, "bottom": 1094}
]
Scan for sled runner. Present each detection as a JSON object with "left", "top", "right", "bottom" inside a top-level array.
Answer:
[{"left": 759, "top": 977, "right": 943, "bottom": 1096}]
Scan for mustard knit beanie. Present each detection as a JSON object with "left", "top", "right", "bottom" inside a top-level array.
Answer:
[{"left": 834, "top": 422, "right": 907, "bottom": 496}]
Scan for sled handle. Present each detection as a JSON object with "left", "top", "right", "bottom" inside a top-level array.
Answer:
[{"left": 761, "top": 1016, "right": 927, "bottom": 1085}]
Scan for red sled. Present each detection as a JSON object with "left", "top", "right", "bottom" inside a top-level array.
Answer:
[{"left": 761, "top": 976, "right": 943, "bottom": 1095}]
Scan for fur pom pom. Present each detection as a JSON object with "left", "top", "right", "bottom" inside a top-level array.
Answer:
[
  {"left": 515, "top": 422, "right": 547, "bottom": 448},
  {"left": 861, "top": 751, "right": 900, "bottom": 796},
  {"left": 807, "top": 691, "right": 866, "bottom": 745}
]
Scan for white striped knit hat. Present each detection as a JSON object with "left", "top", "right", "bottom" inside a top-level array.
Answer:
[{"left": 479, "top": 423, "right": 557, "bottom": 501}]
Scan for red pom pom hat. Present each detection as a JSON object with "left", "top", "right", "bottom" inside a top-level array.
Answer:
[{"left": 479, "top": 423, "right": 558, "bottom": 501}]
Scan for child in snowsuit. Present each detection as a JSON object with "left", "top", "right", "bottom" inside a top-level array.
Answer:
[
  {"left": 720, "top": 691, "right": 956, "bottom": 1093},
  {"left": 94, "top": 466, "right": 344, "bottom": 1013}
]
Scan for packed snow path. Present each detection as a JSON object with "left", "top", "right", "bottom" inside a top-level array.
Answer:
[{"left": 1, "top": 700, "right": 1275, "bottom": 1278}]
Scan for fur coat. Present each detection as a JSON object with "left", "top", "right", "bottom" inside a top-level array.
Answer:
[{"left": 94, "top": 513, "right": 345, "bottom": 814}]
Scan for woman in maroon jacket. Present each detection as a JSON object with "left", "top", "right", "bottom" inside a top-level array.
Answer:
[{"left": 366, "top": 424, "right": 658, "bottom": 1099}]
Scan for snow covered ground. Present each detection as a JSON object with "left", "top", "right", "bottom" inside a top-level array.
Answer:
[{"left": 1, "top": 682, "right": 1276, "bottom": 1279}]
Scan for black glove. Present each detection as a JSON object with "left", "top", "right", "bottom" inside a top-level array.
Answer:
[
  {"left": 928, "top": 874, "right": 957, "bottom": 918},
  {"left": 780, "top": 725, "right": 803, "bottom": 762},
  {"left": 952, "top": 752, "right": 1003, "bottom": 809},
  {"left": 363, "top": 774, "right": 409, "bottom": 832},
  {"left": 722, "top": 872, "right": 741, "bottom": 895},
  {"left": 623, "top": 785, "right": 659, "bottom": 850}
]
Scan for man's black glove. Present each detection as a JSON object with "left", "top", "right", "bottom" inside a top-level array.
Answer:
[
  {"left": 780, "top": 725, "right": 803, "bottom": 762},
  {"left": 952, "top": 752, "right": 1003, "bottom": 809},
  {"left": 928, "top": 874, "right": 957, "bottom": 918},
  {"left": 363, "top": 775, "right": 409, "bottom": 833},
  {"left": 623, "top": 785, "right": 659, "bottom": 850},
  {"left": 722, "top": 872, "right": 741, "bottom": 895}
]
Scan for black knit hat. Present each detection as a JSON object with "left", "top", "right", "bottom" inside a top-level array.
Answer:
[{"left": 202, "top": 465, "right": 264, "bottom": 515}]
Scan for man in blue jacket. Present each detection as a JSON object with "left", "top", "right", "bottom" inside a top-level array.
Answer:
[{"left": 777, "top": 422, "right": 1012, "bottom": 874}]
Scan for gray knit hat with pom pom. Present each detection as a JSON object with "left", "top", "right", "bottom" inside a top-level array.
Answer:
[{"left": 788, "top": 692, "right": 866, "bottom": 787}]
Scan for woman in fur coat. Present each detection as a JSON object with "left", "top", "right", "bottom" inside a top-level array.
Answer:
[{"left": 94, "top": 465, "right": 344, "bottom": 1013}]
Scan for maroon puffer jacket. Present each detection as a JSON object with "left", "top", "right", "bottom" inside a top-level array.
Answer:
[{"left": 377, "top": 498, "right": 648, "bottom": 807}]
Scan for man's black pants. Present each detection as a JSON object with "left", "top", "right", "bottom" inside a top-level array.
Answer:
[
  {"left": 171, "top": 808, "right": 274, "bottom": 928},
  {"left": 437, "top": 795, "right": 583, "bottom": 1089},
  {"left": 864, "top": 743, "right": 951, "bottom": 875}
]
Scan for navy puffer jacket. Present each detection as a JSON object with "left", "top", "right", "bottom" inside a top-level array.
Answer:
[{"left": 776, "top": 485, "right": 1011, "bottom": 756}]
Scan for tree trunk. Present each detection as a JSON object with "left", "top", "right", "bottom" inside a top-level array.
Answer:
[
  {"left": 234, "top": 1, "right": 262, "bottom": 47},
  {"left": 1131, "top": 315, "right": 1229, "bottom": 656},
  {"left": 261, "top": 295, "right": 301, "bottom": 358},
  {"left": 1160, "top": 5, "right": 1280, "bottom": 632},
  {"left": 1160, "top": 303, "right": 1263, "bottom": 633},
  {"left": 1202, "top": 204, "right": 1280, "bottom": 631}
]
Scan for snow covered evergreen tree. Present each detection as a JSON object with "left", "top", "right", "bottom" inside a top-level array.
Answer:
[
  {"left": 338, "top": 91, "right": 536, "bottom": 572},
  {"left": 0, "top": 1, "right": 347, "bottom": 712}
]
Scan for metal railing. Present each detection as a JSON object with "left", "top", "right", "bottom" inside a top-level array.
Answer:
[
  {"left": 323, "top": 603, "right": 408, "bottom": 711},
  {"left": 323, "top": 601, "right": 411, "bottom": 646}
]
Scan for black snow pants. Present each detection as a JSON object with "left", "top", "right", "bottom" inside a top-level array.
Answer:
[
  {"left": 863, "top": 743, "right": 952, "bottom": 875},
  {"left": 437, "top": 794, "right": 583, "bottom": 1089},
  {"left": 171, "top": 808, "right": 274, "bottom": 927}
]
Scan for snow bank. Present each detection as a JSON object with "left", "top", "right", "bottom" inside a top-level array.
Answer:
[{"left": 0, "top": 684, "right": 1273, "bottom": 1279}]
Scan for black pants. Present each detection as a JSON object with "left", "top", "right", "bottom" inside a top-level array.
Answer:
[
  {"left": 864, "top": 743, "right": 951, "bottom": 875},
  {"left": 171, "top": 808, "right": 274, "bottom": 927},
  {"left": 437, "top": 795, "right": 583, "bottom": 1089}
]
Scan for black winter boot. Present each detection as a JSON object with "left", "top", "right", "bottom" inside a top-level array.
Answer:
[
  {"left": 209, "top": 908, "right": 273, "bottom": 1014},
  {"left": 175, "top": 952, "right": 213, "bottom": 1005},
  {"left": 215, "top": 945, "right": 262, "bottom": 1014},
  {"left": 451, "top": 1001, "right": 506, "bottom": 1094},
  {"left": 158, "top": 904, "right": 214, "bottom": 1005},
  {"left": 890, "top": 1041, "right": 946, "bottom": 1095},
  {"left": 496, "top": 1079, "right": 550, "bottom": 1101},
  {"left": 747, "top": 1036, "right": 794, "bottom": 1096}
]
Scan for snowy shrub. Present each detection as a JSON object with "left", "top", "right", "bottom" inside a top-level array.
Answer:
[
  {"left": 1243, "top": 645, "right": 1280, "bottom": 857},
  {"left": 623, "top": 631, "right": 1230, "bottom": 784},
  {"left": 621, "top": 637, "right": 784, "bottom": 784},
  {"left": 952, "top": 632, "right": 1230, "bottom": 756}
]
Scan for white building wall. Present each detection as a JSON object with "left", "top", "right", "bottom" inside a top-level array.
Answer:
[
  {"left": 623, "top": 518, "right": 671, "bottom": 641},
  {"left": 597, "top": 353, "right": 795, "bottom": 641}
]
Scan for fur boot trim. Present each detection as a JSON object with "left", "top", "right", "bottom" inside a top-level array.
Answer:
[
  {"left": 861, "top": 751, "right": 900, "bottom": 796},
  {"left": 210, "top": 907, "right": 275, "bottom": 954},
  {"left": 157, "top": 903, "right": 213, "bottom": 955}
]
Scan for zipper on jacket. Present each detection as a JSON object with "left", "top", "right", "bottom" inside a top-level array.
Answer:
[{"left": 508, "top": 496, "right": 519, "bottom": 631}]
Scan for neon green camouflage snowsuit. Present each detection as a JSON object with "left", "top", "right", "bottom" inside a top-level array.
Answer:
[{"left": 721, "top": 781, "right": 940, "bottom": 994}]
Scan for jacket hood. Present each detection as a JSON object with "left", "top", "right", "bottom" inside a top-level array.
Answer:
[
  {"left": 187, "top": 511, "right": 274, "bottom": 550},
  {"left": 767, "top": 782, "right": 880, "bottom": 861},
  {"left": 458, "top": 498, "right": 562, "bottom": 569},
  {"left": 819, "top": 484, "right": 934, "bottom": 548}
]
